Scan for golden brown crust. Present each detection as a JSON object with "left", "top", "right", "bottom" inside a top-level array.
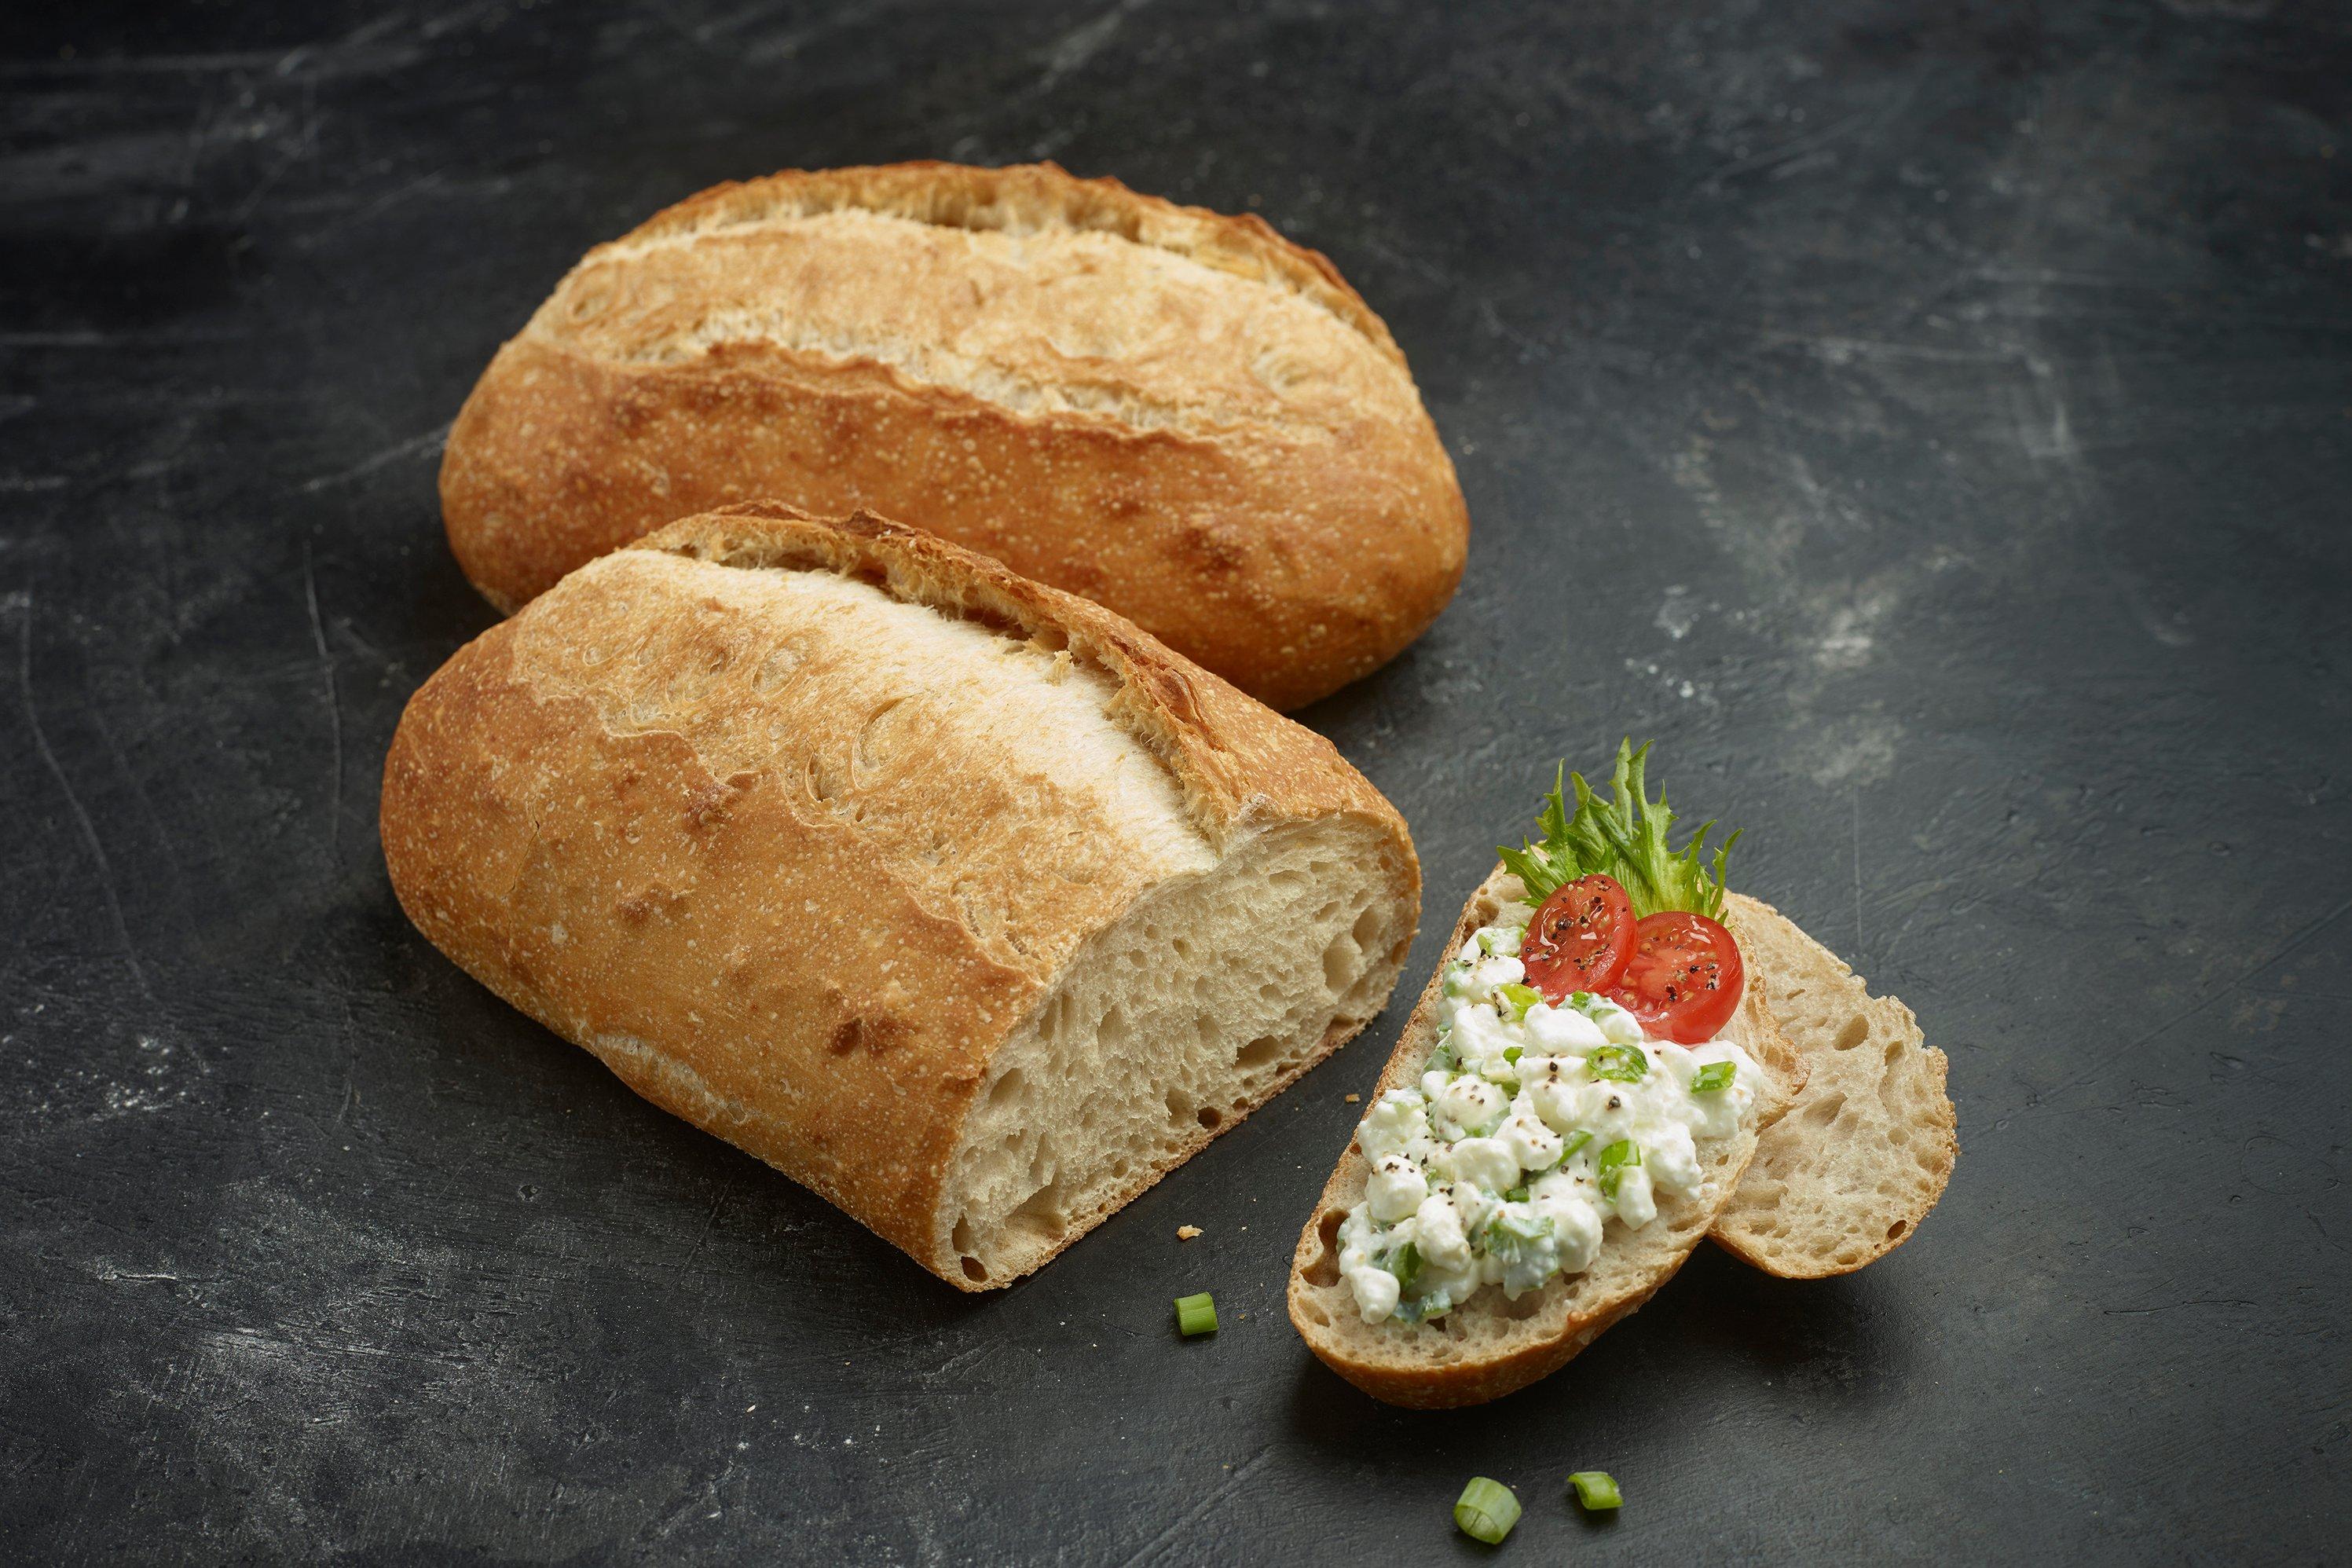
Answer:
[
  {"left": 1286, "top": 865, "right": 1802, "bottom": 1408},
  {"left": 383, "top": 504, "right": 1417, "bottom": 1287},
  {"left": 438, "top": 161, "right": 1468, "bottom": 710}
]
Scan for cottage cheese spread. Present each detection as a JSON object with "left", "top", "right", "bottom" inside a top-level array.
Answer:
[{"left": 1338, "top": 904, "right": 1764, "bottom": 1326}]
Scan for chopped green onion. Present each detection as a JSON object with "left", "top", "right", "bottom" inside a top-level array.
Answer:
[
  {"left": 1596, "top": 1139, "right": 1640, "bottom": 1199},
  {"left": 1690, "top": 1061, "right": 1736, "bottom": 1092},
  {"left": 1386, "top": 1240, "right": 1423, "bottom": 1294},
  {"left": 1559, "top": 1130, "right": 1594, "bottom": 1161},
  {"left": 1454, "top": 1477, "right": 1522, "bottom": 1544},
  {"left": 1484, "top": 1207, "right": 1552, "bottom": 1263},
  {"left": 1568, "top": 1471, "right": 1623, "bottom": 1511},
  {"left": 1173, "top": 1292, "right": 1218, "bottom": 1337},
  {"left": 1503, "top": 1185, "right": 1530, "bottom": 1204},
  {"left": 1428, "top": 1038, "right": 1460, "bottom": 1074},
  {"left": 1497, "top": 982, "right": 1542, "bottom": 1021},
  {"left": 1502, "top": 1045, "right": 1524, "bottom": 1065},
  {"left": 1584, "top": 1043, "right": 1649, "bottom": 1083}
]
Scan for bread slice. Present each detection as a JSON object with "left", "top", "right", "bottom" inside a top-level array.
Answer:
[
  {"left": 1286, "top": 866, "right": 1803, "bottom": 1408},
  {"left": 1707, "top": 894, "right": 1956, "bottom": 1277},
  {"left": 383, "top": 504, "right": 1420, "bottom": 1290},
  {"left": 438, "top": 160, "right": 1469, "bottom": 710}
]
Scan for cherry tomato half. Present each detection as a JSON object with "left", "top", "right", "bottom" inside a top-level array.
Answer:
[
  {"left": 1608, "top": 910, "right": 1745, "bottom": 1044},
  {"left": 1522, "top": 874, "right": 1636, "bottom": 1002}
]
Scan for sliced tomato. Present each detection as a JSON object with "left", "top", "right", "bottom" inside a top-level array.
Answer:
[
  {"left": 1609, "top": 910, "right": 1744, "bottom": 1044},
  {"left": 1521, "top": 874, "right": 1636, "bottom": 1002}
]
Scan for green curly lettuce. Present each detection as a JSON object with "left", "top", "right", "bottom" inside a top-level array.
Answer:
[{"left": 1497, "top": 739, "right": 1739, "bottom": 920}]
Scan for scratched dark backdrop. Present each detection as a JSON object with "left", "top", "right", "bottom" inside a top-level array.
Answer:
[{"left": 3, "top": 1, "right": 2347, "bottom": 1562}]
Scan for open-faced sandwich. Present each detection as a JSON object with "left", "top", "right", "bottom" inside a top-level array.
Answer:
[{"left": 1288, "top": 743, "right": 1955, "bottom": 1407}]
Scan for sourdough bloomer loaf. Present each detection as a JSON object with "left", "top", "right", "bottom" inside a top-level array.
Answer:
[
  {"left": 382, "top": 504, "right": 1420, "bottom": 1289},
  {"left": 439, "top": 161, "right": 1469, "bottom": 710}
]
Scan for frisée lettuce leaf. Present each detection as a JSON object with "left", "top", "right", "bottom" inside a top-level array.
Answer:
[{"left": 1497, "top": 739, "right": 1738, "bottom": 919}]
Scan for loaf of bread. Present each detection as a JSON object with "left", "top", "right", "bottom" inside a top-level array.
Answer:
[
  {"left": 1287, "top": 866, "right": 1802, "bottom": 1408},
  {"left": 381, "top": 504, "right": 1421, "bottom": 1288},
  {"left": 438, "top": 161, "right": 1469, "bottom": 711},
  {"left": 1708, "top": 894, "right": 1956, "bottom": 1275}
]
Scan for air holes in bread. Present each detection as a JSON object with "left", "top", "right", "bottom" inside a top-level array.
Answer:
[
  {"left": 960, "top": 1256, "right": 987, "bottom": 1282},
  {"left": 1236, "top": 1035, "right": 1284, "bottom": 1072},
  {"left": 1833, "top": 1015, "right": 1870, "bottom": 1051},
  {"left": 1305, "top": 1209, "right": 1346, "bottom": 1288},
  {"left": 1799, "top": 1091, "right": 1847, "bottom": 1128},
  {"left": 987, "top": 1068, "right": 1026, "bottom": 1109},
  {"left": 1196, "top": 1107, "right": 1222, "bottom": 1130},
  {"left": 1321, "top": 934, "right": 1361, "bottom": 991},
  {"left": 1009, "top": 1182, "right": 1068, "bottom": 1241}
]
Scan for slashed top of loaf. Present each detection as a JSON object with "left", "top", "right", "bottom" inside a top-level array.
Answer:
[
  {"left": 525, "top": 162, "right": 1424, "bottom": 440},
  {"left": 629, "top": 504, "right": 1405, "bottom": 858},
  {"left": 511, "top": 551, "right": 1216, "bottom": 984}
]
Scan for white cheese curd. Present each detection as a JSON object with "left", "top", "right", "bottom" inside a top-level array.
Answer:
[
  {"left": 1430, "top": 1075, "right": 1509, "bottom": 1141},
  {"left": 1414, "top": 1192, "right": 1473, "bottom": 1270},
  {"left": 1339, "top": 908, "right": 1765, "bottom": 1327},
  {"left": 1365, "top": 1154, "right": 1429, "bottom": 1222}
]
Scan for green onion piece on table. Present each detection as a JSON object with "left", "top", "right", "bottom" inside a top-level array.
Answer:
[
  {"left": 1568, "top": 1471, "right": 1623, "bottom": 1510},
  {"left": 1173, "top": 1292, "right": 1218, "bottom": 1337},
  {"left": 1454, "top": 1476, "right": 1522, "bottom": 1544}
]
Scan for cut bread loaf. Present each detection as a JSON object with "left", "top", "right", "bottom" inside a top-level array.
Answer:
[
  {"left": 1709, "top": 894, "right": 1956, "bottom": 1277},
  {"left": 439, "top": 160, "right": 1470, "bottom": 711},
  {"left": 1287, "top": 866, "right": 1803, "bottom": 1408},
  {"left": 381, "top": 503, "right": 1420, "bottom": 1289}
]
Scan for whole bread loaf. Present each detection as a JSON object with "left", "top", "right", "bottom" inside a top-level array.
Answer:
[
  {"left": 439, "top": 161, "right": 1470, "bottom": 711},
  {"left": 382, "top": 504, "right": 1421, "bottom": 1288}
]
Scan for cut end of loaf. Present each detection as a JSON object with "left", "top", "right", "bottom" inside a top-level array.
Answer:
[{"left": 939, "top": 818, "right": 1414, "bottom": 1288}]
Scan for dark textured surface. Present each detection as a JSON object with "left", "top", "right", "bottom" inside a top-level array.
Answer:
[{"left": 3, "top": 2, "right": 2347, "bottom": 1561}]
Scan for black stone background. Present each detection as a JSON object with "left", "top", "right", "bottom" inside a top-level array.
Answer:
[{"left": 3, "top": 2, "right": 2347, "bottom": 1562}]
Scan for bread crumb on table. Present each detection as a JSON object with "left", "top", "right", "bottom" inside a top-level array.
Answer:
[
  {"left": 1344, "top": 1093, "right": 1361, "bottom": 1103},
  {"left": 1176, "top": 1225, "right": 1202, "bottom": 1241}
]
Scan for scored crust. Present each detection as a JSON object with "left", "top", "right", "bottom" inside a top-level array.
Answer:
[
  {"left": 1286, "top": 866, "right": 1804, "bottom": 1409},
  {"left": 438, "top": 160, "right": 1469, "bottom": 710},
  {"left": 383, "top": 504, "right": 1420, "bottom": 1288},
  {"left": 1708, "top": 893, "right": 1956, "bottom": 1277}
]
